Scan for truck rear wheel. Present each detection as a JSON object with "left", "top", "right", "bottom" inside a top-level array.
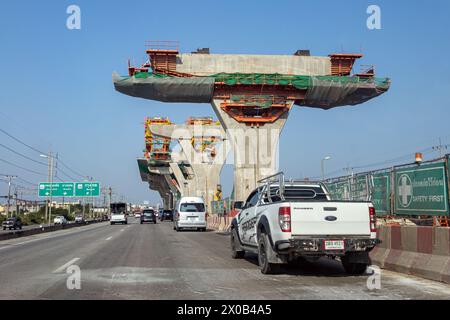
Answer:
[
  {"left": 258, "top": 233, "right": 279, "bottom": 274},
  {"left": 230, "top": 229, "right": 245, "bottom": 259}
]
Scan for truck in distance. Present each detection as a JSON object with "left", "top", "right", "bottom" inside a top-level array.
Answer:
[{"left": 230, "top": 172, "right": 380, "bottom": 274}]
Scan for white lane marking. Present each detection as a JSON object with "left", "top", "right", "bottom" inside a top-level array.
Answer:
[
  {"left": 53, "top": 258, "right": 80, "bottom": 274},
  {"left": 105, "top": 236, "right": 112, "bottom": 240},
  {"left": 120, "top": 228, "right": 125, "bottom": 232}
]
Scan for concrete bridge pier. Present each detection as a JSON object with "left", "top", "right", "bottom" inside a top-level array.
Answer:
[
  {"left": 211, "top": 99, "right": 294, "bottom": 202},
  {"left": 149, "top": 124, "right": 228, "bottom": 212}
]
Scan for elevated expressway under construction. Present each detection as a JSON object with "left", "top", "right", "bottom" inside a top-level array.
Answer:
[{"left": 115, "top": 41, "right": 390, "bottom": 207}]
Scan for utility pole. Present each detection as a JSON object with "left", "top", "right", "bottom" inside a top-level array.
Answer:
[
  {"left": 48, "top": 152, "right": 54, "bottom": 225},
  {"left": 14, "top": 188, "right": 18, "bottom": 216},
  {"left": 108, "top": 187, "right": 112, "bottom": 216},
  {"left": 2, "top": 175, "right": 17, "bottom": 218},
  {"left": 40, "top": 152, "right": 54, "bottom": 224}
]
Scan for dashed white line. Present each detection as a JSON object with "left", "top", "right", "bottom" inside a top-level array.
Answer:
[
  {"left": 105, "top": 236, "right": 112, "bottom": 240},
  {"left": 53, "top": 258, "right": 80, "bottom": 274}
]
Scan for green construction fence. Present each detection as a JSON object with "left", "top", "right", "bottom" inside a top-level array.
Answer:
[{"left": 324, "top": 156, "right": 450, "bottom": 217}]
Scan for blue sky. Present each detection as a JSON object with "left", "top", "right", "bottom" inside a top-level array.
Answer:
[{"left": 1, "top": 0, "right": 450, "bottom": 204}]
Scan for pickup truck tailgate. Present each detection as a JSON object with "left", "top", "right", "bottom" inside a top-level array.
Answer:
[{"left": 290, "top": 202, "right": 371, "bottom": 236}]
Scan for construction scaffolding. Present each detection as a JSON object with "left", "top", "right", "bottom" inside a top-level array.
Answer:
[{"left": 144, "top": 117, "right": 172, "bottom": 161}]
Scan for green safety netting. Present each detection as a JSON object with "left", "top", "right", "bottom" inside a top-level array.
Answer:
[
  {"left": 212, "top": 73, "right": 390, "bottom": 90},
  {"left": 133, "top": 71, "right": 389, "bottom": 90},
  {"left": 134, "top": 72, "right": 169, "bottom": 79}
]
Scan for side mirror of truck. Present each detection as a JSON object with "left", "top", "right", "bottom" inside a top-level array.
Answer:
[{"left": 234, "top": 201, "right": 244, "bottom": 210}]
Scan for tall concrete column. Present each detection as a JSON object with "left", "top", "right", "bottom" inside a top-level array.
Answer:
[
  {"left": 149, "top": 166, "right": 179, "bottom": 210},
  {"left": 146, "top": 171, "right": 170, "bottom": 210},
  {"left": 149, "top": 124, "right": 228, "bottom": 213},
  {"left": 169, "top": 151, "right": 197, "bottom": 198},
  {"left": 211, "top": 99, "right": 294, "bottom": 202}
]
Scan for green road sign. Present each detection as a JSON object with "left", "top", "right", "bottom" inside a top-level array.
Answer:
[
  {"left": 74, "top": 182, "right": 100, "bottom": 197},
  {"left": 372, "top": 172, "right": 391, "bottom": 215},
  {"left": 39, "top": 182, "right": 75, "bottom": 197},
  {"left": 394, "top": 162, "right": 448, "bottom": 216}
]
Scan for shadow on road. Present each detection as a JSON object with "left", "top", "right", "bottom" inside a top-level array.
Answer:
[{"left": 241, "top": 253, "right": 367, "bottom": 278}]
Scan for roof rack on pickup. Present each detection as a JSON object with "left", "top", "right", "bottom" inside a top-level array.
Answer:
[{"left": 257, "top": 172, "right": 330, "bottom": 204}]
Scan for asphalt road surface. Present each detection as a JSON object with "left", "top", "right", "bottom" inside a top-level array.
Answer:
[{"left": 0, "top": 218, "right": 449, "bottom": 300}]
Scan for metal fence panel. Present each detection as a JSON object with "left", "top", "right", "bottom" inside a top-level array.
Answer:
[
  {"left": 372, "top": 172, "right": 391, "bottom": 216},
  {"left": 326, "top": 179, "right": 351, "bottom": 200}
]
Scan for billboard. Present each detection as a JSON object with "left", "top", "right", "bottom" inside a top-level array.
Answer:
[{"left": 394, "top": 162, "right": 448, "bottom": 216}]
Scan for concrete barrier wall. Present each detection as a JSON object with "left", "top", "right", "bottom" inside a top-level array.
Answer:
[
  {"left": 370, "top": 225, "right": 450, "bottom": 284},
  {"left": 207, "top": 214, "right": 229, "bottom": 232},
  {"left": 0, "top": 219, "right": 105, "bottom": 242}
]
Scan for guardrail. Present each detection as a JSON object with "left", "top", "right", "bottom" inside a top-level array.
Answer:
[{"left": 0, "top": 219, "right": 106, "bottom": 242}]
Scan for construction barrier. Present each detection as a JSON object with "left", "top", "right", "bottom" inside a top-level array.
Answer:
[
  {"left": 370, "top": 224, "right": 450, "bottom": 284},
  {"left": 325, "top": 156, "right": 450, "bottom": 218},
  {"left": 207, "top": 212, "right": 237, "bottom": 233}
]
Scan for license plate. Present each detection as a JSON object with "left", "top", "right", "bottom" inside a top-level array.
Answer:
[{"left": 324, "top": 240, "right": 345, "bottom": 250}]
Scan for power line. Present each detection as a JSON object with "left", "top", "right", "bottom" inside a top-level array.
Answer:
[
  {"left": 0, "top": 143, "right": 48, "bottom": 166},
  {"left": 0, "top": 128, "right": 92, "bottom": 181},
  {"left": 57, "top": 157, "right": 88, "bottom": 179},
  {"left": 0, "top": 157, "right": 46, "bottom": 176},
  {"left": 16, "top": 176, "right": 37, "bottom": 186},
  {"left": 55, "top": 170, "right": 77, "bottom": 181},
  {"left": 0, "top": 128, "right": 46, "bottom": 155}
]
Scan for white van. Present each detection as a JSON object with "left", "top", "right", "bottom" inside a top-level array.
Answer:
[{"left": 173, "top": 197, "right": 207, "bottom": 232}]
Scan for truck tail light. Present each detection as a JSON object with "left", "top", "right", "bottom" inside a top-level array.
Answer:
[
  {"left": 369, "top": 207, "right": 377, "bottom": 232},
  {"left": 278, "top": 206, "right": 291, "bottom": 232}
]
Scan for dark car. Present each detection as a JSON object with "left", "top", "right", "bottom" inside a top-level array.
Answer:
[
  {"left": 161, "top": 209, "right": 173, "bottom": 221},
  {"left": 2, "top": 217, "right": 23, "bottom": 230},
  {"left": 140, "top": 209, "right": 157, "bottom": 224}
]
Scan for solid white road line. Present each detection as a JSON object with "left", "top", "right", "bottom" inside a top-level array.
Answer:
[{"left": 53, "top": 257, "right": 80, "bottom": 274}]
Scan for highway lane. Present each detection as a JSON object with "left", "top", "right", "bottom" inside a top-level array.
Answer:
[{"left": 0, "top": 218, "right": 450, "bottom": 300}]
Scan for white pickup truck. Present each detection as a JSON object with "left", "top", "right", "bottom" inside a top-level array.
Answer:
[{"left": 230, "top": 172, "right": 380, "bottom": 274}]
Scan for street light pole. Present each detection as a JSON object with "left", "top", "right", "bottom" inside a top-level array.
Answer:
[{"left": 321, "top": 156, "right": 332, "bottom": 181}]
